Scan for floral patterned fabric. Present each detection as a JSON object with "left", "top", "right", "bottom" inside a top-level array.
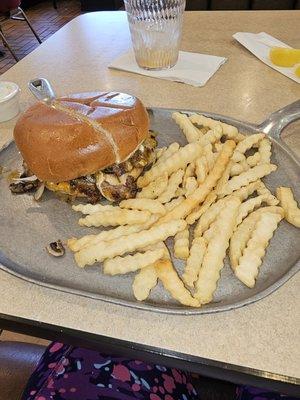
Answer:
[
  {"left": 22, "top": 342, "right": 198, "bottom": 400},
  {"left": 22, "top": 342, "right": 299, "bottom": 400}
]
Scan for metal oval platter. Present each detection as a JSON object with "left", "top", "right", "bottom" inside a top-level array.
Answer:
[{"left": 0, "top": 102, "right": 299, "bottom": 315}]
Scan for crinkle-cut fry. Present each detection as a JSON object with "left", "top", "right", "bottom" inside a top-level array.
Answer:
[
  {"left": 174, "top": 227, "right": 190, "bottom": 260},
  {"left": 255, "top": 181, "right": 278, "bottom": 206},
  {"left": 258, "top": 138, "right": 272, "bottom": 164},
  {"left": 182, "top": 237, "right": 207, "bottom": 288},
  {"left": 194, "top": 196, "right": 227, "bottom": 236},
  {"left": 155, "top": 146, "right": 166, "bottom": 159},
  {"left": 103, "top": 248, "right": 165, "bottom": 276},
  {"left": 157, "top": 169, "right": 184, "bottom": 203},
  {"left": 175, "top": 187, "right": 186, "bottom": 197},
  {"left": 132, "top": 264, "right": 158, "bottom": 301},
  {"left": 155, "top": 142, "right": 180, "bottom": 166},
  {"left": 231, "top": 133, "right": 265, "bottom": 162},
  {"left": 195, "top": 156, "right": 208, "bottom": 184},
  {"left": 229, "top": 206, "right": 284, "bottom": 270},
  {"left": 183, "top": 162, "right": 195, "bottom": 187},
  {"left": 202, "top": 222, "right": 217, "bottom": 242},
  {"left": 137, "top": 142, "right": 202, "bottom": 188},
  {"left": 142, "top": 242, "right": 170, "bottom": 259},
  {"left": 214, "top": 142, "right": 223, "bottom": 153},
  {"left": 161, "top": 242, "right": 171, "bottom": 259},
  {"left": 155, "top": 259, "right": 200, "bottom": 307},
  {"left": 79, "top": 209, "right": 151, "bottom": 227},
  {"left": 72, "top": 203, "right": 116, "bottom": 215},
  {"left": 75, "top": 219, "right": 187, "bottom": 267},
  {"left": 184, "top": 177, "right": 198, "bottom": 197},
  {"left": 67, "top": 238, "right": 79, "bottom": 251},
  {"left": 199, "top": 181, "right": 261, "bottom": 235},
  {"left": 68, "top": 217, "right": 158, "bottom": 252},
  {"left": 204, "top": 143, "right": 214, "bottom": 168},
  {"left": 195, "top": 197, "right": 241, "bottom": 304},
  {"left": 199, "top": 125, "right": 223, "bottom": 146},
  {"left": 276, "top": 187, "right": 300, "bottom": 228},
  {"left": 197, "top": 126, "right": 210, "bottom": 135},
  {"left": 219, "top": 163, "right": 277, "bottom": 197},
  {"left": 189, "top": 158, "right": 231, "bottom": 224},
  {"left": 230, "top": 160, "right": 249, "bottom": 177},
  {"left": 234, "top": 133, "right": 246, "bottom": 142},
  {"left": 189, "top": 114, "right": 238, "bottom": 139},
  {"left": 215, "top": 160, "right": 232, "bottom": 196},
  {"left": 235, "top": 212, "right": 282, "bottom": 288},
  {"left": 172, "top": 112, "right": 201, "bottom": 142},
  {"left": 164, "top": 196, "right": 185, "bottom": 212},
  {"left": 236, "top": 194, "right": 279, "bottom": 227},
  {"left": 230, "top": 213, "right": 259, "bottom": 270},
  {"left": 120, "top": 198, "right": 166, "bottom": 215},
  {"left": 186, "top": 191, "right": 217, "bottom": 225},
  {"left": 194, "top": 180, "right": 261, "bottom": 235},
  {"left": 247, "top": 152, "right": 260, "bottom": 167},
  {"left": 157, "top": 140, "right": 236, "bottom": 225},
  {"left": 137, "top": 172, "right": 168, "bottom": 199},
  {"left": 231, "top": 180, "right": 261, "bottom": 201}
]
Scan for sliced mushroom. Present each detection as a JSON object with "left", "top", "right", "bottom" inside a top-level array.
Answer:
[
  {"left": 103, "top": 160, "right": 133, "bottom": 176},
  {"left": 34, "top": 182, "right": 45, "bottom": 201},
  {"left": 9, "top": 180, "right": 39, "bottom": 194},
  {"left": 95, "top": 171, "right": 104, "bottom": 190},
  {"left": 69, "top": 176, "right": 101, "bottom": 203},
  {"left": 12, "top": 175, "right": 38, "bottom": 182},
  {"left": 119, "top": 167, "right": 143, "bottom": 185},
  {"left": 99, "top": 179, "right": 137, "bottom": 202},
  {"left": 103, "top": 173, "right": 120, "bottom": 186},
  {"left": 46, "top": 240, "right": 65, "bottom": 257}
]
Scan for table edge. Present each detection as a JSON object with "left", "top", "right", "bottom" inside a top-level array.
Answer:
[{"left": 0, "top": 313, "right": 299, "bottom": 396}]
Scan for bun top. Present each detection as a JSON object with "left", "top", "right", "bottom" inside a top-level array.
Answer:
[{"left": 13, "top": 91, "right": 149, "bottom": 182}]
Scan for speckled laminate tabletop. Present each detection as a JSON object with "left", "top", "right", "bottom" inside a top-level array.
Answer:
[{"left": 0, "top": 10, "right": 299, "bottom": 384}]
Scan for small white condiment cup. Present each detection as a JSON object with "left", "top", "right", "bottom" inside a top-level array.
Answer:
[{"left": 0, "top": 81, "right": 20, "bottom": 123}]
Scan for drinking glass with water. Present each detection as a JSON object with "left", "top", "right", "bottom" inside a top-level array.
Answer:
[{"left": 124, "top": 0, "right": 186, "bottom": 70}]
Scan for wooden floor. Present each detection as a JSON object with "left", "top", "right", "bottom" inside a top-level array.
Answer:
[
  {"left": 0, "top": 0, "right": 81, "bottom": 74},
  {"left": 1, "top": 330, "right": 49, "bottom": 346}
]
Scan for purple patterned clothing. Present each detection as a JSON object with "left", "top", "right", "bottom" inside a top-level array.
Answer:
[
  {"left": 22, "top": 342, "right": 299, "bottom": 400},
  {"left": 22, "top": 342, "right": 198, "bottom": 400}
]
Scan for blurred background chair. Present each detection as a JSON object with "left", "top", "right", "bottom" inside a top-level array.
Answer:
[
  {"left": 0, "top": 0, "right": 41, "bottom": 62},
  {"left": 0, "top": 340, "right": 45, "bottom": 400},
  {"left": 81, "top": 0, "right": 299, "bottom": 10}
]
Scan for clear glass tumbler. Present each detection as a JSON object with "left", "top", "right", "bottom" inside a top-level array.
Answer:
[{"left": 124, "top": 0, "right": 186, "bottom": 70}]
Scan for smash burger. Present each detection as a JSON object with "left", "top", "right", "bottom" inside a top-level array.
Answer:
[{"left": 10, "top": 91, "right": 157, "bottom": 202}]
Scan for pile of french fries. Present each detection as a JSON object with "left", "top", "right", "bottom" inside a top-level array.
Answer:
[{"left": 68, "top": 112, "right": 300, "bottom": 308}]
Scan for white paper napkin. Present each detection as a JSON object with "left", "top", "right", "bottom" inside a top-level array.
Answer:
[
  {"left": 233, "top": 32, "right": 300, "bottom": 84},
  {"left": 109, "top": 50, "right": 227, "bottom": 87}
]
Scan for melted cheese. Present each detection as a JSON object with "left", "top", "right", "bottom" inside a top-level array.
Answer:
[{"left": 45, "top": 181, "right": 75, "bottom": 195}]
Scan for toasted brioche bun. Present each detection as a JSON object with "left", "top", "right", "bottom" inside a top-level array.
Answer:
[{"left": 13, "top": 91, "right": 149, "bottom": 183}]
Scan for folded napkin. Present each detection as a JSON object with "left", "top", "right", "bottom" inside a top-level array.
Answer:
[
  {"left": 233, "top": 32, "right": 300, "bottom": 84},
  {"left": 109, "top": 50, "right": 227, "bottom": 87}
]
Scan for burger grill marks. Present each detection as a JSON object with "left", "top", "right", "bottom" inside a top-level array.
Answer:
[
  {"left": 52, "top": 101, "right": 121, "bottom": 164},
  {"left": 11, "top": 90, "right": 155, "bottom": 203}
]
